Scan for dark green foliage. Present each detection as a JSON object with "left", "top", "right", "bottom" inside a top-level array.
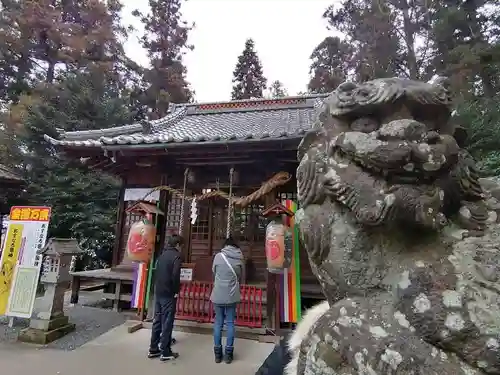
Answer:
[
  {"left": 430, "top": 0, "right": 500, "bottom": 97},
  {"left": 231, "top": 39, "right": 267, "bottom": 100},
  {"left": 15, "top": 71, "right": 133, "bottom": 268},
  {"left": 133, "top": 0, "right": 193, "bottom": 118},
  {"left": 0, "top": 0, "right": 153, "bottom": 269},
  {"left": 267, "top": 80, "right": 288, "bottom": 98},
  {"left": 456, "top": 95, "right": 500, "bottom": 176},
  {"left": 308, "top": 37, "right": 353, "bottom": 93}
]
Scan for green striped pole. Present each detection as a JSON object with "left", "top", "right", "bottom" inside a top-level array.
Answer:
[{"left": 293, "top": 213, "right": 302, "bottom": 320}]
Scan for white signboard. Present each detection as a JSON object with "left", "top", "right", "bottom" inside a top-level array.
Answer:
[
  {"left": 0, "top": 206, "right": 51, "bottom": 316},
  {"left": 180, "top": 268, "right": 193, "bottom": 282},
  {"left": 6, "top": 265, "right": 40, "bottom": 318}
]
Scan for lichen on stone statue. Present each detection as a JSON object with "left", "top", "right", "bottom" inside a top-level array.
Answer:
[{"left": 290, "top": 77, "right": 500, "bottom": 375}]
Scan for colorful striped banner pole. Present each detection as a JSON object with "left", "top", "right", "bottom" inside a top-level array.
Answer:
[
  {"left": 280, "top": 200, "right": 302, "bottom": 323},
  {"left": 292, "top": 203, "right": 302, "bottom": 321}
]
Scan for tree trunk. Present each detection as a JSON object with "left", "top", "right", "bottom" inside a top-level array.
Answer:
[
  {"left": 400, "top": 3, "right": 418, "bottom": 79},
  {"left": 46, "top": 62, "right": 55, "bottom": 84}
]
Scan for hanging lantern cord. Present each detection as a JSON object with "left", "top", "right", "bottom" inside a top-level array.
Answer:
[
  {"left": 178, "top": 167, "right": 189, "bottom": 236},
  {"left": 226, "top": 167, "right": 234, "bottom": 239}
]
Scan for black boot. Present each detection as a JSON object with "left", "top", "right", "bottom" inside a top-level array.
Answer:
[
  {"left": 214, "top": 345, "right": 223, "bottom": 363},
  {"left": 224, "top": 346, "right": 234, "bottom": 364}
]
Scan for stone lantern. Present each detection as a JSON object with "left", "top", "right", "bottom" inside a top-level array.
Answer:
[{"left": 18, "top": 238, "right": 83, "bottom": 344}]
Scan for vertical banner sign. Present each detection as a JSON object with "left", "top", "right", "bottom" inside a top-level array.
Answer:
[{"left": 0, "top": 206, "right": 51, "bottom": 315}]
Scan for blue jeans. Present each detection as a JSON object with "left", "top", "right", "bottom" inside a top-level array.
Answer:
[
  {"left": 149, "top": 296, "right": 177, "bottom": 355},
  {"left": 213, "top": 303, "right": 237, "bottom": 348}
]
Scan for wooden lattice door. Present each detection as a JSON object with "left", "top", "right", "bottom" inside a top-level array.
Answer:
[
  {"left": 211, "top": 201, "right": 228, "bottom": 254},
  {"left": 190, "top": 200, "right": 211, "bottom": 263},
  {"left": 209, "top": 199, "right": 266, "bottom": 282}
]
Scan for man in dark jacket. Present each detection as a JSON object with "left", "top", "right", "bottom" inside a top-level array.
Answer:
[{"left": 148, "top": 234, "right": 183, "bottom": 361}]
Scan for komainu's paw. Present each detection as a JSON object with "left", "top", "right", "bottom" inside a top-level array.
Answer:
[{"left": 292, "top": 296, "right": 481, "bottom": 375}]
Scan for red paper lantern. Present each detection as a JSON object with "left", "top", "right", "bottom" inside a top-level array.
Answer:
[
  {"left": 126, "top": 220, "right": 156, "bottom": 263},
  {"left": 265, "top": 221, "right": 292, "bottom": 274}
]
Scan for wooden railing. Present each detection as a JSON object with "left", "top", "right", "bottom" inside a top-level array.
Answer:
[{"left": 175, "top": 281, "right": 264, "bottom": 328}]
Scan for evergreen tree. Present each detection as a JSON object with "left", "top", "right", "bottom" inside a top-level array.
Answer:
[
  {"left": 308, "top": 36, "right": 353, "bottom": 93},
  {"left": 133, "top": 0, "right": 193, "bottom": 119},
  {"left": 10, "top": 71, "right": 132, "bottom": 268},
  {"left": 0, "top": 0, "right": 140, "bottom": 103},
  {"left": 324, "top": 1, "right": 401, "bottom": 81},
  {"left": 0, "top": 0, "right": 142, "bottom": 268},
  {"left": 457, "top": 94, "right": 500, "bottom": 175},
  {"left": 267, "top": 80, "right": 288, "bottom": 98},
  {"left": 323, "top": 0, "right": 433, "bottom": 81},
  {"left": 430, "top": 0, "right": 500, "bottom": 98},
  {"left": 231, "top": 39, "right": 267, "bottom": 100}
]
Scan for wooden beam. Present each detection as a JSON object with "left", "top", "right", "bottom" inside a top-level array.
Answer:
[
  {"left": 175, "top": 155, "right": 252, "bottom": 162},
  {"left": 178, "top": 160, "right": 256, "bottom": 166},
  {"left": 278, "top": 159, "right": 299, "bottom": 163},
  {"left": 108, "top": 141, "right": 300, "bottom": 157}
]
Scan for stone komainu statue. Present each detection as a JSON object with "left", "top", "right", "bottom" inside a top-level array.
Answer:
[{"left": 291, "top": 77, "right": 500, "bottom": 375}]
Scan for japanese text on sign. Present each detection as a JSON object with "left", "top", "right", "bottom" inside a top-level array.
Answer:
[
  {"left": 180, "top": 268, "right": 193, "bottom": 282},
  {"left": 7, "top": 226, "right": 20, "bottom": 258},
  {"left": 10, "top": 207, "right": 51, "bottom": 222}
]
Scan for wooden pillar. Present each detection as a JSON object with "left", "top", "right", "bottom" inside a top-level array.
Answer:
[
  {"left": 157, "top": 174, "right": 169, "bottom": 253},
  {"left": 263, "top": 192, "right": 279, "bottom": 331},
  {"left": 145, "top": 174, "right": 169, "bottom": 321},
  {"left": 207, "top": 200, "right": 214, "bottom": 256},
  {"left": 111, "top": 179, "right": 126, "bottom": 268}
]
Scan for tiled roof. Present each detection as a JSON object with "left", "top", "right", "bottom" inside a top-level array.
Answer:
[
  {"left": 44, "top": 95, "right": 326, "bottom": 148},
  {"left": 0, "top": 164, "right": 23, "bottom": 184}
]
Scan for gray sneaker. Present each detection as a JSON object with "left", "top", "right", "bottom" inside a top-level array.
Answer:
[{"left": 160, "top": 351, "right": 179, "bottom": 361}]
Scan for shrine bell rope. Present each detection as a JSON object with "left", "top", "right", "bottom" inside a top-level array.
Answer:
[{"left": 136, "top": 171, "right": 292, "bottom": 208}]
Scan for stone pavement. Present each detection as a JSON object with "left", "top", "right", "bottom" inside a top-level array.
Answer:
[{"left": 0, "top": 323, "right": 276, "bottom": 375}]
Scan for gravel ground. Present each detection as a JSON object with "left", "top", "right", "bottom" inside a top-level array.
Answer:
[{"left": 0, "top": 291, "right": 127, "bottom": 350}]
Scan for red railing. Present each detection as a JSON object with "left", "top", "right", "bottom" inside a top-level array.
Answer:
[{"left": 175, "top": 282, "right": 264, "bottom": 328}]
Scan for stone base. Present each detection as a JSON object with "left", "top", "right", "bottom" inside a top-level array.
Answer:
[
  {"left": 30, "top": 315, "right": 69, "bottom": 331},
  {"left": 18, "top": 316, "right": 75, "bottom": 345}
]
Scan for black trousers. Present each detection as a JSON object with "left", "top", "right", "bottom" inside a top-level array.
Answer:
[{"left": 149, "top": 295, "right": 177, "bottom": 355}]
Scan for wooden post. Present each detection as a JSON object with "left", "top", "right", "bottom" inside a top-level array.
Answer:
[
  {"left": 141, "top": 175, "right": 168, "bottom": 321},
  {"left": 70, "top": 276, "right": 81, "bottom": 304},
  {"left": 263, "top": 192, "right": 279, "bottom": 331},
  {"left": 114, "top": 280, "right": 122, "bottom": 312},
  {"left": 112, "top": 180, "right": 127, "bottom": 268},
  {"left": 207, "top": 200, "right": 214, "bottom": 255},
  {"left": 145, "top": 174, "right": 169, "bottom": 321}
]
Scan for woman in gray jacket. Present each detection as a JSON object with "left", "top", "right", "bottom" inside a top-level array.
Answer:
[{"left": 210, "top": 237, "right": 243, "bottom": 364}]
